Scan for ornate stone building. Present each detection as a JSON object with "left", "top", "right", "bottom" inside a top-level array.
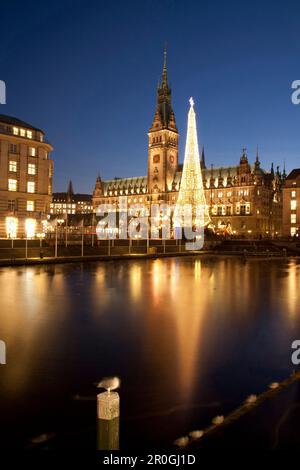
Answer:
[
  {"left": 51, "top": 180, "right": 93, "bottom": 215},
  {"left": 0, "top": 114, "right": 53, "bottom": 238},
  {"left": 93, "top": 53, "right": 284, "bottom": 237}
]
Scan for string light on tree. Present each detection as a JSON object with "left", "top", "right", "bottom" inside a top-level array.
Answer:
[{"left": 174, "top": 97, "right": 211, "bottom": 230}]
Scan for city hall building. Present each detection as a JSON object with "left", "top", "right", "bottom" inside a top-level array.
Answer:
[
  {"left": 93, "top": 53, "right": 284, "bottom": 237},
  {"left": 0, "top": 114, "right": 53, "bottom": 238}
]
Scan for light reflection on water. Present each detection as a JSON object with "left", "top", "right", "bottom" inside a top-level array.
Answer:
[{"left": 0, "top": 256, "right": 300, "bottom": 448}]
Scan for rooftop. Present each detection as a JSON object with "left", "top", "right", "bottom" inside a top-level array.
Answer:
[
  {"left": 286, "top": 169, "right": 300, "bottom": 180},
  {"left": 0, "top": 114, "right": 44, "bottom": 133}
]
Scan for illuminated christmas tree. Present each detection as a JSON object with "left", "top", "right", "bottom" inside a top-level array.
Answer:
[{"left": 174, "top": 97, "right": 211, "bottom": 229}]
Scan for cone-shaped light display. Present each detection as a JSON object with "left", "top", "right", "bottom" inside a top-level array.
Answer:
[{"left": 174, "top": 98, "right": 211, "bottom": 228}]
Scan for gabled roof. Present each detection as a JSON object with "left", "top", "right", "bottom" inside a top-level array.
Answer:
[{"left": 286, "top": 169, "right": 300, "bottom": 180}]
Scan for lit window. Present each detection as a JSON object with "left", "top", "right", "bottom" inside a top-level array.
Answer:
[
  {"left": 27, "top": 130, "right": 32, "bottom": 139},
  {"left": 13, "top": 127, "right": 19, "bottom": 135},
  {"left": 291, "top": 200, "right": 297, "bottom": 211},
  {"left": 29, "top": 147, "right": 36, "bottom": 157},
  {"left": 291, "top": 214, "right": 297, "bottom": 224},
  {"left": 20, "top": 128, "right": 26, "bottom": 137},
  {"left": 8, "top": 179, "right": 17, "bottom": 191},
  {"left": 25, "top": 218, "right": 36, "bottom": 238},
  {"left": 218, "top": 192, "right": 223, "bottom": 198},
  {"left": 27, "top": 200, "right": 34, "bottom": 211},
  {"left": 28, "top": 163, "right": 36, "bottom": 175},
  {"left": 6, "top": 217, "right": 18, "bottom": 238},
  {"left": 9, "top": 161, "right": 17, "bottom": 172},
  {"left": 227, "top": 191, "right": 232, "bottom": 197},
  {"left": 291, "top": 227, "right": 297, "bottom": 236},
  {"left": 291, "top": 190, "right": 296, "bottom": 198},
  {"left": 27, "top": 182, "right": 35, "bottom": 193}
]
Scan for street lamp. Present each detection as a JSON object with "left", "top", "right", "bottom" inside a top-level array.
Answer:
[
  {"left": 55, "top": 219, "right": 65, "bottom": 258},
  {"left": 36, "top": 232, "right": 46, "bottom": 248}
]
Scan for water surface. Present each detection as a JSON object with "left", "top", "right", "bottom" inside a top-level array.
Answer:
[{"left": 0, "top": 256, "right": 299, "bottom": 449}]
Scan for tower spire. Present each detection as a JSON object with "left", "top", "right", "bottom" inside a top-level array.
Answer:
[
  {"left": 67, "top": 180, "right": 74, "bottom": 196},
  {"left": 255, "top": 145, "right": 260, "bottom": 171},
  {"left": 282, "top": 159, "right": 286, "bottom": 179},
  {"left": 201, "top": 145, "right": 206, "bottom": 169},
  {"left": 150, "top": 49, "right": 176, "bottom": 131},
  {"left": 161, "top": 46, "right": 168, "bottom": 87}
]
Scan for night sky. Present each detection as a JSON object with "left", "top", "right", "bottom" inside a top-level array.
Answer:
[{"left": 1, "top": 0, "right": 300, "bottom": 193}]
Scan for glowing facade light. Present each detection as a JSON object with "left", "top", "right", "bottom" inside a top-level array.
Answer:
[
  {"left": 6, "top": 217, "right": 18, "bottom": 238},
  {"left": 174, "top": 97, "right": 211, "bottom": 228},
  {"left": 25, "top": 218, "right": 36, "bottom": 238}
]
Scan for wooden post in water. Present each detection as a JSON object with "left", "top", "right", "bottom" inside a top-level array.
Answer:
[{"left": 97, "top": 391, "right": 120, "bottom": 450}]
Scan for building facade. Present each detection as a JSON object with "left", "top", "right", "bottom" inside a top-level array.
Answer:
[
  {"left": 0, "top": 114, "right": 53, "bottom": 238},
  {"left": 93, "top": 54, "right": 284, "bottom": 237},
  {"left": 51, "top": 181, "right": 93, "bottom": 216},
  {"left": 282, "top": 169, "right": 300, "bottom": 237}
]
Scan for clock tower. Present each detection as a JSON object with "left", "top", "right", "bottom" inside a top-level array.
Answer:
[{"left": 148, "top": 50, "right": 178, "bottom": 197}]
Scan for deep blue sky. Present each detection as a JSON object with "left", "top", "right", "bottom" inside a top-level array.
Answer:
[{"left": 1, "top": 0, "right": 300, "bottom": 193}]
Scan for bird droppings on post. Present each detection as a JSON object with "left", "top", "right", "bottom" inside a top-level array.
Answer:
[{"left": 269, "top": 382, "right": 279, "bottom": 389}]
